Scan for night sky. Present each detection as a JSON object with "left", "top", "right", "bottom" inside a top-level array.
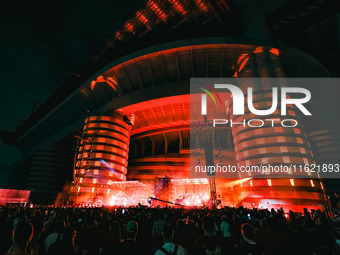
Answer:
[
  {"left": 0, "top": 0, "right": 292, "bottom": 132},
  {"left": 0, "top": 0, "right": 143, "bottom": 132},
  {"left": 0, "top": 0, "right": 144, "bottom": 186}
]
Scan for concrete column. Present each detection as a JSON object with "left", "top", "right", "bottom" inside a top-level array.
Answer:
[
  {"left": 230, "top": 48, "right": 326, "bottom": 211},
  {"left": 28, "top": 145, "right": 67, "bottom": 204},
  {"left": 73, "top": 112, "right": 131, "bottom": 204}
]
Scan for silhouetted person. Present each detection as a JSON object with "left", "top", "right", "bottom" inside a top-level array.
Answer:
[
  {"left": 256, "top": 218, "right": 279, "bottom": 255},
  {"left": 101, "top": 221, "right": 121, "bottom": 255},
  {"left": 191, "top": 216, "right": 221, "bottom": 255},
  {"left": 155, "top": 223, "right": 186, "bottom": 255},
  {"left": 6, "top": 221, "right": 38, "bottom": 255},
  {"left": 220, "top": 215, "right": 232, "bottom": 255},
  {"left": 236, "top": 223, "right": 262, "bottom": 255},
  {"left": 173, "top": 219, "right": 185, "bottom": 248},
  {"left": 120, "top": 220, "right": 145, "bottom": 255},
  {"left": 78, "top": 216, "right": 101, "bottom": 255},
  {"left": 46, "top": 220, "right": 76, "bottom": 255}
]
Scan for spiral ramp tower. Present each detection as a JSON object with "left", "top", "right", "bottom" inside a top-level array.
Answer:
[
  {"left": 71, "top": 113, "right": 131, "bottom": 204},
  {"left": 28, "top": 146, "right": 67, "bottom": 204},
  {"left": 227, "top": 48, "right": 327, "bottom": 211}
]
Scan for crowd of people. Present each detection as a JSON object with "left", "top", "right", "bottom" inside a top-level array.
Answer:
[{"left": 0, "top": 204, "right": 339, "bottom": 255}]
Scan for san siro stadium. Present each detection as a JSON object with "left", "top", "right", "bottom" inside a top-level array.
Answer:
[{"left": 6, "top": 0, "right": 340, "bottom": 211}]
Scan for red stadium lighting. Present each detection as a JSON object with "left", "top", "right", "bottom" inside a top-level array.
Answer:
[
  {"left": 91, "top": 76, "right": 118, "bottom": 91},
  {"left": 196, "top": 0, "right": 208, "bottom": 12},
  {"left": 149, "top": 1, "right": 167, "bottom": 21},
  {"left": 169, "top": 0, "right": 187, "bottom": 14},
  {"left": 136, "top": 11, "right": 149, "bottom": 26},
  {"left": 125, "top": 22, "right": 134, "bottom": 33},
  {"left": 0, "top": 189, "right": 30, "bottom": 205}
]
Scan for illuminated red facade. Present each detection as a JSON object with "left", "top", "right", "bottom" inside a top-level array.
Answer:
[
  {"left": 227, "top": 49, "right": 326, "bottom": 211},
  {"left": 71, "top": 114, "right": 131, "bottom": 204},
  {"left": 67, "top": 45, "right": 328, "bottom": 210},
  {"left": 14, "top": 0, "right": 337, "bottom": 210},
  {"left": 0, "top": 189, "right": 30, "bottom": 205}
]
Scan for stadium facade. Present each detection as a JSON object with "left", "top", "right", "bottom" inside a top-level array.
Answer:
[{"left": 6, "top": 0, "right": 340, "bottom": 210}]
